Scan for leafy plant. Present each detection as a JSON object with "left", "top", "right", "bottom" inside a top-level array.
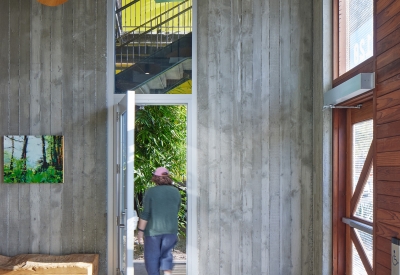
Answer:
[{"left": 134, "top": 105, "right": 187, "bottom": 236}]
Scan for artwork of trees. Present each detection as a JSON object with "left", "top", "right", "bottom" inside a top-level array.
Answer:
[{"left": 4, "top": 135, "right": 64, "bottom": 183}]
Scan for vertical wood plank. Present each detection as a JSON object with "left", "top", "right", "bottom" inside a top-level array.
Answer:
[
  {"left": 29, "top": 1, "right": 42, "bottom": 254},
  {"left": 197, "top": 0, "right": 210, "bottom": 273},
  {"left": 218, "top": 0, "right": 233, "bottom": 274},
  {"left": 260, "top": 0, "right": 271, "bottom": 273},
  {"left": 71, "top": 0, "right": 86, "bottom": 253},
  {"left": 241, "top": 0, "right": 254, "bottom": 273},
  {"left": 49, "top": 4, "right": 63, "bottom": 255},
  {"left": 94, "top": 1, "right": 108, "bottom": 269},
  {"left": 18, "top": 0, "right": 32, "bottom": 254},
  {"left": 38, "top": 4, "right": 53, "bottom": 255},
  {"left": 83, "top": 0, "right": 97, "bottom": 254},
  {"left": 251, "top": 0, "right": 263, "bottom": 273},
  {"left": 290, "top": 0, "right": 302, "bottom": 272},
  {"left": 279, "top": 0, "right": 292, "bottom": 273},
  {"left": 207, "top": 0, "right": 221, "bottom": 272},
  {"left": 230, "top": 0, "right": 243, "bottom": 273},
  {"left": 297, "top": 0, "right": 314, "bottom": 273},
  {"left": 61, "top": 0, "right": 74, "bottom": 255},
  {"left": 8, "top": 0, "right": 21, "bottom": 257},
  {"left": 268, "top": 0, "right": 281, "bottom": 273}
]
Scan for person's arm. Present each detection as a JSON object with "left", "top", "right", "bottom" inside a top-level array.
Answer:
[{"left": 136, "top": 219, "right": 148, "bottom": 244}]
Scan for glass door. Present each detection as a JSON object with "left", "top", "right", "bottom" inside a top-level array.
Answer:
[{"left": 117, "top": 91, "right": 137, "bottom": 275}]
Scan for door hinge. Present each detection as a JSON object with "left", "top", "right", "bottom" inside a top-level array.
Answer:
[
  {"left": 116, "top": 164, "right": 120, "bottom": 174},
  {"left": 116, "top": 111, "right": 119, "bottom": 122}
]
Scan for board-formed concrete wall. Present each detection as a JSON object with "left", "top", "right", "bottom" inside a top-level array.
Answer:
[
  {"left": 197, "top": 0, "right": 319, "bottom": 274},
  {"left": 0, "top": 1, "right": 108, "bottom": 273}
]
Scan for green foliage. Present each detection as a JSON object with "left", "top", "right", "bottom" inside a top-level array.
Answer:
[
  {"left": 4, "top": 159, "right": 62, "bottom": 183},
  {"left": 134, "top": 105, "right": 187, "bottom": 236}
]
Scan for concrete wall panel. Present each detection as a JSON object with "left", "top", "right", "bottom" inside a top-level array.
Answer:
[{"left": 0, "top": 1, "right": 108, "bottom": 273}]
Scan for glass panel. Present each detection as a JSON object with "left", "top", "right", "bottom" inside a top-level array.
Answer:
[
  {"left": 115, "top": 0, "right": 192, "bottom": 94},
  {"left": 352, "top": 242, "right": 367, "bottom": 275},
  {"left": 347, "top": 0, "right": 373, "bottom": 71},
  {"left": 354, "top": 162, "right": 373, "bottom": 221},
  {"left": 355, "top": 228, "right": 373, "bottom": 265},
  {"left": 352, "top": 119, "right": 373, "bottom": 192},
  {"left": 338, "top": 0, "right": 373, "bottom": 75}
]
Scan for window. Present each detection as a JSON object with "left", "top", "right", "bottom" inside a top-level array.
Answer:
[{"left": 334, "top": 0, "right": 374, "bottom": 77}]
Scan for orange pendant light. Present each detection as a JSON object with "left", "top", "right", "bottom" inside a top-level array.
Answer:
[{"left": 37, "top": 0, "right": 68, "bottom": 6}]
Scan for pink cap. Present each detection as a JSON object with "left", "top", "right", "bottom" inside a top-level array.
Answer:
[{"left": 153, "top": 167, "right": 169, "bottom": 176}]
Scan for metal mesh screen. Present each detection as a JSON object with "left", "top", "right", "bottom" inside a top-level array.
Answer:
[
  {"left": 352, "top": 243, "right": 367, "bottom": 275},
  {"left": 355, "top": 228, "right": 373, "bottom": 265},
  {"left": 352, "top": 120, "right": 373, "bottom": 193},
  {"left": 347, "top": 0, "right": 373, "bottom": 70}
]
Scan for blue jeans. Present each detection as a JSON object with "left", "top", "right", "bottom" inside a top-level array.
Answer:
[{"left": 144, "top": 234, "right": 178, "bottom": 275}]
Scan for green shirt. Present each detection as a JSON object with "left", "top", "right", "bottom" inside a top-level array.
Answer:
[{"left": 140, "top": 185, "right": 181, "bottom": 236}]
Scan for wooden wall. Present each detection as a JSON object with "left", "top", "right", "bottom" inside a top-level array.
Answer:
[
  {"left": 197, "top": 0, "right": 316, "bottom": 273},
  {"left": 375, "top": 0, "right": 400, "bottom": 273},
  {"left": 0, "top": 1, "right": 108, "bottom": 273}
]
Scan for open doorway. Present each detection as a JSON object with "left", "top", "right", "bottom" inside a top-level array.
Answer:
[
  {"left": 133, "top": 104, "right": 188, "bottom": 273},
  {"left": 115, "top": 93, "right": 196, "bottom": 275}
]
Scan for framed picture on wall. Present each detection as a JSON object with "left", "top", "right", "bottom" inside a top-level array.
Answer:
[{"left": 3, "top": 135, "right": 64, "bottom": 183}]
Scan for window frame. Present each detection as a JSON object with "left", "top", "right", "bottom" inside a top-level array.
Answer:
[{"left": 333, "top": 0, "right": 375, "bottom": 82}]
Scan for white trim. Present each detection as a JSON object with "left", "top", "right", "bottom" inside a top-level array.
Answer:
[
  {"left": 134, "top": 93, "right": 198, "bottom": 275},
  {"left": 106, "top": 0, "right": 116, "bottom": 274},
  {"left": 126, "top": 92, "right": 136, "bottom": 275}
]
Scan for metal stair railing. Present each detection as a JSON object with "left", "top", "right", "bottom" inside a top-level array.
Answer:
[
  {"left": 115, "top": 33, "right": 192, "bottom": 94},
  {"left": 116, "top": 0, "right": 191, "bottom": 48},
  {"left": 132, "top": 58, "right": 192, "bottom": 94}
]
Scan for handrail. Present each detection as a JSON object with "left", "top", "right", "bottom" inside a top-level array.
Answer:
[
  {"left": 342, "top": 217, "right": 373, "bottom": 235},
  {"left": 132, "top": 58, "right": 191, "bottom": 92},
  {"left": 115, "top": 0, "right": 140, "bottom": 14},
  {"left": 116, "top": 1, "right": 191, "bottom": 47}
]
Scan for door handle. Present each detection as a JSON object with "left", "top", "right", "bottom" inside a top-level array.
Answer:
[{"left": 117, "top": 211, "right": 126, "bottom": 228}]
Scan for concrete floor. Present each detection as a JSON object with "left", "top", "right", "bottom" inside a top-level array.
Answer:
[{"left": 134, "top": 261, "right": 186, "bottom": 275}]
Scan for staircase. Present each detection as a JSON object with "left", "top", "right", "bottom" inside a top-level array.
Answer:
[{"left": 115, "top": 0, "right": 192, "bottom": 94}]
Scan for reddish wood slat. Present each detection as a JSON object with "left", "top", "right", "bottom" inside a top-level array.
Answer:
[
  {"left": 377, "top": 58, "right": 400, "bottom": 83},
  {"left": 377, "top": 1, "right": 400, "bottom": 27},
  {"left": 376, "top": 104, "right": 400, "bottom": 124},
  {"left": 377, "top": 12, "right": 400, "bottom": 41},
  {"left": 351, "top": 229, "right": 373, "bottom": 275},
  {"left": 376, "top": 249, "right": 391, "bottom": 270},
  {"left": 351, "top": 100, "right": 373, "bottom": 123},
  {"left": 376, "top": 221, "right": 400, "bottom": 239},
  {"left": 377, "top": 195, "right": 400, "bottom": 212},
  {"left": 377, "top": 0, "right": 396, "bottom": 14},
  {"left": 377, "top": 90, "right": 400, "bottom": 110},
  {"left": 377, "top": 136, "right": 400, "bottom": 152},
  {"left": 377, "top": 151, "right": 400, "bottom": 166},
  {"left": 377, "top": 181, "right": 400, "bottom": 196},
  {"left": 376, "top": 263, "right": 391, "bottom": 275},
  {"left": 376, "top": 120, "right": 400, "bottom": 138},
  {"left": 377, "top": 208, "right": 400, "bottom": 228},
  {"left": 377, "top": 42, "right": 400, "bottom": 69},
  {"left": 351, "top": 145, "right": 372, "bottom": 212},
  {"left": 332, "top": 109, "right": 347, "bottom": 275},
  {"left": 376, "top": 74, "right": 400, "bottom": 97},
  {"left": 341, "top": 91, "right": 373, "bottom": 107},
  {"left": 377, "top": 166, "right": 400, "bottom": 180},
  {"left": 377, "top": 27, "right": 400, "bottom": 55},
  {"left": 333, "top": 58, "right": 374, "bottom": 87},
  {"left": 376, "top": 235, "right": 392, "bottom": 253}
]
